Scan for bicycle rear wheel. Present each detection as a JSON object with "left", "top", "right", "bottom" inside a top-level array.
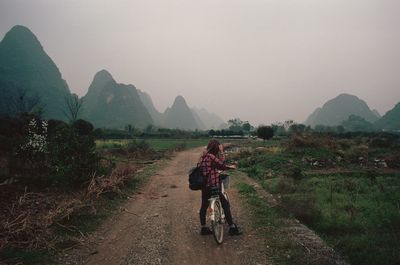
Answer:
[{"left": 211, "top": 199, "right": 224, "bottom": 244}]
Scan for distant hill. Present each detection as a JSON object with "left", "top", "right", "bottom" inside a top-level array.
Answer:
[
  {"left": 0, "top": 25, "right": 71, "bottom": 119},
  {"left": 190, "top": 109, "right": 206, "bottom": 130},
  {"left": 304, "top": 107, "right": 322, "bottom": 127},
  {"left": 163, "top": 96, "right": 200, "bottom": 130},
  {"left": 372, "top": 109, "right": 381, "bottom": 118},
  {"left": 305, "top": 94, "right": 380, "bottom": 127},
  {"left": 374, "top": 103, "right": 400, "bottom": 131},
  {"left": 83, "top": 70, "right": 153, "bottom": 128},
  {"left": 191, "top": 107, "right": 225, "bottom": 130},
  {"left": 138, "top": 90, "right": 223, "bottom": 130},
  {"left": 137, "top": 89, "right": 164, "bottom": 126}
]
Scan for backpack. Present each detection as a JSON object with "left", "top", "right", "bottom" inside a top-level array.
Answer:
[
  {"left": 188, "top": 152, "right": 207, "bottom": 190},
  {"left": 188, "top": 166, "right": 204, "bottom": 190}
]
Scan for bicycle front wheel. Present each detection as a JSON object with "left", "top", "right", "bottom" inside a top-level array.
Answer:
[{"left": 212, "top": 200, "right": 224, "bottom": 244}]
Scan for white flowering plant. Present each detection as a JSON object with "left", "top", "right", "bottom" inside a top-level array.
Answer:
[{"left": 20, "top": 118, "right": 48, "bottom": 155}]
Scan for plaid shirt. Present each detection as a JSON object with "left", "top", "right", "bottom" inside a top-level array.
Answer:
[{"left": 200, "top": 152, "right": 229, "bottom": 188}]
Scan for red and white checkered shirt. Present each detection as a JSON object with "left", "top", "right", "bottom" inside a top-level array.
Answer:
[{"left": 200, "top": 153, "right": 229, "bottom": 188}]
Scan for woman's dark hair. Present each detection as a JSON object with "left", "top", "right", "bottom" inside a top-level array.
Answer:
[{"left": 207, "top": 139, "right": 220, "bottom": 155}]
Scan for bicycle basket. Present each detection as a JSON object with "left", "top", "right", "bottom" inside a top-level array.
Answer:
[
  {"left": 210, "top": 186, "right": 220, "bottom": 197},
  {"left": 221, "top": 175, "right": 230, "bottom": 190}
]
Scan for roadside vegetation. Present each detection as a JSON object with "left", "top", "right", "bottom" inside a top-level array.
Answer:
[
  {"left": 0, "top": 114, "right": 209, "bottom": 264},
  {"left": 229, "top": 130, "right": 400, "bottom": 265}
]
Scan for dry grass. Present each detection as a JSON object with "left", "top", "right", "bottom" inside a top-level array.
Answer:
[{"left": 0, "top": 164, "right": 137, "bottom": 251}]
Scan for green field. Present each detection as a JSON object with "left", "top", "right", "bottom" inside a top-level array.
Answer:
[
  {"left": 96, "top": 138, "right": 209, "bottom": 151},
  {"left": 232, "top": 135, "right": 400, "bottom": 265}
]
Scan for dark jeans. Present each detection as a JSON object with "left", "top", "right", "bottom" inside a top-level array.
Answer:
[{"left": 199, "top": 187, "right": 233, "bottom": 226}]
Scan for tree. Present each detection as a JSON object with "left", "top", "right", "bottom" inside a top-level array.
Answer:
[
  {"left": 284, "top": 120, "right": 294, "bottom": 131},
  {"left": 64, "top": 94, "right": 83, "bottom": 123},
  {"left": 242, "top": 122, "right": 251, "bottom": 132},
  {"left": 289, "top": 123, "right": 306, "bottom": 134},
  {"left": 272, "top": 122, "right": 286, "bottom": 136},
  {"left": 228, "top": 118, "right": 244, "bottom": 132},
  {"left": 257, "top": 125, "right": 274, "bottom": 141},
  {"left": 342, "top": 115, "right": 374, "bottom": 132}
]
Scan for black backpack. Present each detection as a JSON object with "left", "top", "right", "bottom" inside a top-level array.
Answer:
[
  {"left": 188, "top": 153, "right": 207, "bottom": 190},
  {"left": 188, "top": 166, "right": 204, "bottom": 190}
]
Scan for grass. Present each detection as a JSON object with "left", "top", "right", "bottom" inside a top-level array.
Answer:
[
  {"left": 96, "top": 138, "right": 209, "bottom": 151},
  {"left": 232, "top": 172, "right": 305, "bottom": 265},
  {"left": 234, "top": 136, "right": 400, "bottom": 265}
]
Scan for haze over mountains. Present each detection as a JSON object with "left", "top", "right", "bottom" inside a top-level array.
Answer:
[
  {"left": 0, "top": 25, "right": 225, "bottom": 130},
  {"left": 0, "top": 25, "right": 398, "bottom": 131}
]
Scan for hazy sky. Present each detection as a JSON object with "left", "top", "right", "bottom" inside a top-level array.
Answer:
[{"left": 1, "top": 0, "right": 399, "bottom": 125}]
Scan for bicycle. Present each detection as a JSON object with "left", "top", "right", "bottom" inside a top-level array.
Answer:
[{"left": 207, "top": 173, "right": 230, "bottom": 244}]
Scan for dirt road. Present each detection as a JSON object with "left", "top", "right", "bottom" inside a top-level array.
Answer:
[{"left": 66, "top": 147, "right": 270, "bottom": 265}]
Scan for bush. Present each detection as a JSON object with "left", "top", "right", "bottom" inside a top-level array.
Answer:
[
  {"left": 287, "top": 166, "right": 303, "bottom": 180},
  {"left": 288, "top": 135, "right": 337, "bottom": 150},
  {"left": 257, "top": 126, "right": 274, "bottom": 140},
  {"left": 47, "top": 121, "right": 98, "bottom": 186},
  {"left": 127, "top": 139, "right": 151, "bottom": 153}
]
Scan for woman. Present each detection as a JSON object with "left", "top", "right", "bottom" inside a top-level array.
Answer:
[{"left": 198, "top": 139, "right": 241, "bottom": 235}]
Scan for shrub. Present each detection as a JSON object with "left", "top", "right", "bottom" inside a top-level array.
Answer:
[
  {"left": 127, "top": 139, "right": 150, "bottom": 153},
  {"left": 369, "top": 137, "right": 391, "bottom": 148},
  {"left": 288, "top": 135, "right": 337, "bottom": 150},
  {"left": 47, "top": 121, "right": 98, "bottom": 186},
  {"left": 287, "top": 166, "right": 303, "bottom": 181},
  {"left": 257, "top": 126, "right": 274, "bottom": 141}
]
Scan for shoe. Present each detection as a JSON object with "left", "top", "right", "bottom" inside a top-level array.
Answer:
[
  {"left": 200, "top": 227, "right": 213, "bottom": 235},
  {"left": 229, "top": 224, "right": 242, "bottom": 236}
]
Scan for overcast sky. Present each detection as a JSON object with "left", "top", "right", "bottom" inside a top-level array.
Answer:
[{"left": 1, "top": 0, "right": 399, "bottom": 125}]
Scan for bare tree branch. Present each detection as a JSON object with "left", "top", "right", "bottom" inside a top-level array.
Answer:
[{"left": 64, "top": 94, "right": 84, "bottom": 122}]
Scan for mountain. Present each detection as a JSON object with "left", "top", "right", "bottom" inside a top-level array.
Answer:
[
  {"left": 137, "top": 89, "right": 164, "bottom": 126},
  {"left": 374, "top": 103, "right": 400, "bottom": 131},
  {"left": 163, "top": 96, "right": 200, "bottom": 130},
  {"left": 191, "top": 109, "right": 206, "bottom": 130},
  {"left": 83, "top": 70, "right": 114, "bottom": 115},
  {"left": 304, "top": 107, "right": 322, "bottom": 126},
  {"left": 83, "top": 70, "right": 153, "bottom": 128},
  {"left": 0, "top": 25, "right": 71, "bottom": 119},
  {"left": 191, "top": 107, "right": 225, "bottom": 129},
  {"left": 372, "top": 109, "right": 381, "bottom": 118},
  {"left": 137, "top": 90, "right": 224, "bottom": 130},
  {"left": 304, "top": 94, "right": 380, "bottom": 127}
]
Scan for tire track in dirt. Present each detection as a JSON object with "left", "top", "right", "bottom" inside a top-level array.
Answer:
[{"left": 66, "top": 147, "right": 270, "bottom": 265}]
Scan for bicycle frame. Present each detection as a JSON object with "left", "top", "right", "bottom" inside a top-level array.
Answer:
[
  {"left": 208, "top": 184, "right": 227, "bottom": 223},
  {"left": 207, "top": 174, "right": 229, "bottom": 244}
]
